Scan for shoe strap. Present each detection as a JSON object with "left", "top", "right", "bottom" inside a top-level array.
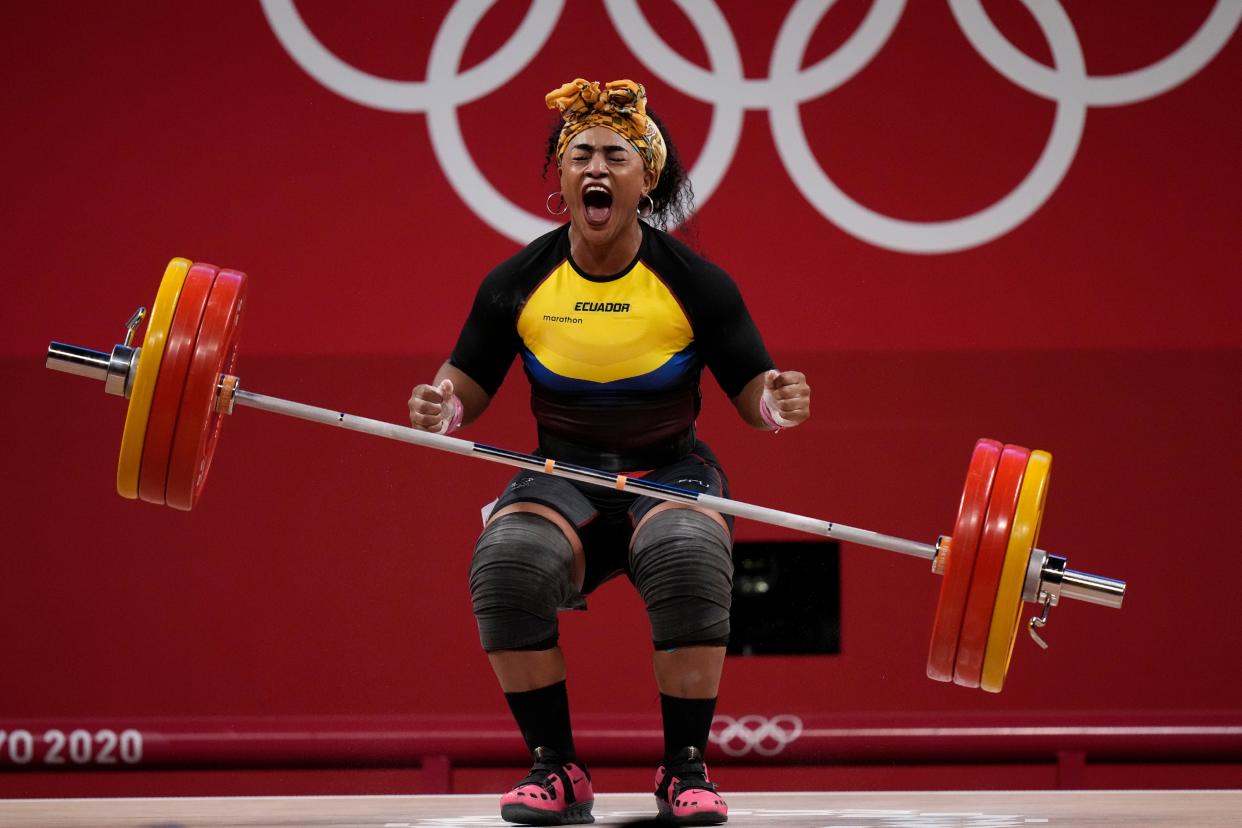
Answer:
[
  {"left": 517, "top": 752, "right": 586, "bottom": 805},
  {"left": 672, "top": 774, "right": 719, "bottom": 796},
  {"left": 657, "top": 765, "right": 718, "bottom": 800}
]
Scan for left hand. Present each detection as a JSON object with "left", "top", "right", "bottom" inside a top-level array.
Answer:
[{"left": 761, "top": 369, "right": 811, "bottom": 429}]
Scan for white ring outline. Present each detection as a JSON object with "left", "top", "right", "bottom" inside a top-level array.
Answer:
[
  {"left": 424, "top": 1, "right": 565, "bottom": 242},
  {"left": 953, "top": 0, "right": 1242, "bottom": 106},
  {"left": 261, "top": 0, "right": 566, "bottom": 243},
  {"left": 769, "top": 0, "right": 1087, "bottom": 253},
  {"left": 261, "top": 0, "right": 1240, "bottom": 254},
  {"left": 603, "top": 0, "right": 907, "bottom": 106},
  {"left": 260, "top": 0, "right": 564, "bottom": 111},
  {"left": 710, "top": 714, "right": 804, "bottom": 758},
  {"left": 602, "top": 0, "right": 746, "bottom": 215}
]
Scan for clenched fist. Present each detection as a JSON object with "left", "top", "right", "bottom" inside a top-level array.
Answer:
[{"left": 408, "top": 378, "right": 462, "bottom": 434}]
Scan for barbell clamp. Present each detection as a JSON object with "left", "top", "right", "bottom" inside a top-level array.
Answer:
[
  {"left": 1027, "top": 554, "right": 1064, "bottom": 649},
  {"left": 123, "top": 306, "right": 146, "bottom": 348},
  {"left": 1028, "top": 596, "right": 1053, "bottom": 650}
]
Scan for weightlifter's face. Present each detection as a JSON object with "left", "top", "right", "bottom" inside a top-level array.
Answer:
[{"left": 559, "top": 125, "right": 655, "bottom": 244}]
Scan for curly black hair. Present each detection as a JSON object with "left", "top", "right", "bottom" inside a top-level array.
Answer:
[{"left": 542, "top": 108, "right": 696, "bottom": 236}]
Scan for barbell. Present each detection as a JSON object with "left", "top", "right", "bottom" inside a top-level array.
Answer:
[{"left": 46, "top": 257, "right": 1126, "bottom": 693}]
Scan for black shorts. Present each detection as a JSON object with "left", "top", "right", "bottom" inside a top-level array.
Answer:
[{"left": 489, "top": 440, "right": 732, "bottom": 595}]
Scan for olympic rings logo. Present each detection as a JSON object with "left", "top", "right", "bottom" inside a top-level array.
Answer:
[
  {"left": 262, "top": 0, "right": 1240, "bottom": 254},
  {"left": 710, "top": 714, "right": 804, "bottom": 757}
]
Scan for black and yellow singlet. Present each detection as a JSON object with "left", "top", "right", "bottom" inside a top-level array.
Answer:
[{"left": 449, "top": 223, "right": 774, "bottom": 470}]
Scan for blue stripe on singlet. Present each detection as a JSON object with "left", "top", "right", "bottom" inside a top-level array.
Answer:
[{"left": 521, "top": 345, "right": 699, "bottom": 394}]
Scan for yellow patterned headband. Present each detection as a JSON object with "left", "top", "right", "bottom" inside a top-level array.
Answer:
[{"left": 546, "top": 78, "right": 667, "bottom": 188}]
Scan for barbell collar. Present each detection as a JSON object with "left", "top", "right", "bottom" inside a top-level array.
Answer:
[
  {"left": 1022, "top": 547, "right": 1049, "bottom": 603},
  {"left": 107, "top": 344, "right": 139, "bottom": 398},
  {"left": 1037, "top": 554, "right": 1067, "bottom": 605},
  {"left": 1019, "top": 550, "right": 1125, "bottom": 610},
  {"left": 46, "top": 342, "right": 139, "bottom": 399}
]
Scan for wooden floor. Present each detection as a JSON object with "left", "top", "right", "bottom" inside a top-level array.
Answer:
[{"left": 1, "top": 790, "right": 1239, "bottom": 828}]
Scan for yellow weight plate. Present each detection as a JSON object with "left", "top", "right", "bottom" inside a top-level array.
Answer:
[
  {"left": 980, "top": 449, "right": 1051, "bottom": 693},
  {"left": 116, "top": 258, "right": 192, "bottom": 498}
]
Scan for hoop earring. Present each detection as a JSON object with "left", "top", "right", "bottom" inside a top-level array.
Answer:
[
  {"left": 546, "top": 192, "right": 568, "bottom": 216},
  {"left": 637, "top": 193, "right": 655, "bottom": 218}
]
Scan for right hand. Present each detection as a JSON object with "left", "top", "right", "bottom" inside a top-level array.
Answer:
[{"left": 408, "top": 378, "right": 460, "bottom": 433}]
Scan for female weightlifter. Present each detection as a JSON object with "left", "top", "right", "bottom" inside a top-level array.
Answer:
[{"left": 408, "top": 78, "right": 811, "bottom": 826}]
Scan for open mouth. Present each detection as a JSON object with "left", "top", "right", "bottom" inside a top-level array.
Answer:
[{"left": 582, "top": 186, "right": 613, "bottom": 226}]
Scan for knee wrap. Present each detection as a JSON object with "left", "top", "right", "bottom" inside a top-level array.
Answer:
[
  {"left": 630, "top": 509, "right": 734, "bottom": 650},
  {"left": 469, "top": 512, "right": 579, "bottom": 652}
]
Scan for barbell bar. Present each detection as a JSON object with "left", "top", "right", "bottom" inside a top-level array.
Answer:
[{"left": 45, "top": 258, "right": 1127, "bottom": 692}]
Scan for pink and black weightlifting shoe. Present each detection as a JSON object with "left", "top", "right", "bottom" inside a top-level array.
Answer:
[
  {"left": 654, "top": 746, "right": 728, "bottom": 824},
  {"left": 500, "top": 746, "right": 594, "bottom": 825}
]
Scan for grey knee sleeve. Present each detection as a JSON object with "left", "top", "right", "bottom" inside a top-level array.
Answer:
[
  {"left": 469, "top": 513, "right": 580, "bottom": 652},
  {"left": 630, "top": 509, "right": 734, "bottom": 650}
]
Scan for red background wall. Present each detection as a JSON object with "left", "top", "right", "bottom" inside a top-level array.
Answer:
[{"left": 3, "top": 0, "right": 1240, "bottom": 792}]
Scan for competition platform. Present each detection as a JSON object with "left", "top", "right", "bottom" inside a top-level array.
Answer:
[{"left": 3, "top": 790, "right": 1241, "bottom": 827}]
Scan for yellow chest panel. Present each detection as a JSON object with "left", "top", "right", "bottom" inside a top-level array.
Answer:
[{"left": 516, "top": 260, "right": 693, "bottom": 384}]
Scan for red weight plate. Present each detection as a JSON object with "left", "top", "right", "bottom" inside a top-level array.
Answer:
[
  {"left": 953, "top": 444, "right": 1030, "bottom": 688},
  {"left": 137, "top": 263, "right": 219, "bottom": 504},
  {"left": 166, "top": 269, "right": 247, "bottom": 511},
  {"left": 927, "top": 438, "right": 1003, "bottom": 682}
]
